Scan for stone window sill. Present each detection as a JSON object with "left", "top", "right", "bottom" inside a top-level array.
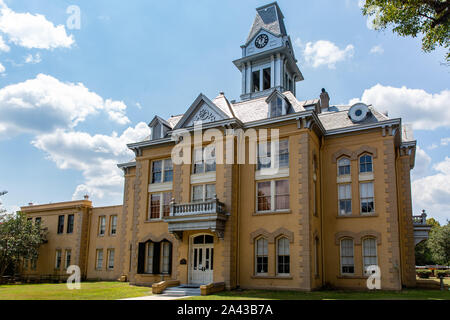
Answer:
[
  {"left": 336, "top": 214, "right": 378, "bottom": 218},
  {"left": 337, "top": 275, "right": 369, "bottom": 279},
  {"left": 251, "top": 275, "right": 293, "bottom": 280},
  {"left": 253, "top": 210, "right": 291, "bottom": 216}
]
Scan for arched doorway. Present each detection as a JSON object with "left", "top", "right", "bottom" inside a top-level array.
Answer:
[{"left": 189, "top": 234, "right": 214, "bottom": 285}]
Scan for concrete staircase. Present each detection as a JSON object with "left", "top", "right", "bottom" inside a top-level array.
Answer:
[{"left": 162, "top": 285, "right": 201, "bottom": 297}]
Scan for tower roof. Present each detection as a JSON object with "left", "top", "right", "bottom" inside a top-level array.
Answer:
[{"left": 246, "top": 2, "right": 287, "bottom": 44}]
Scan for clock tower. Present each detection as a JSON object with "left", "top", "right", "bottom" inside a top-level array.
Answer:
[{"left": 233, "top": 2, "right": 303, "bottom": 101}]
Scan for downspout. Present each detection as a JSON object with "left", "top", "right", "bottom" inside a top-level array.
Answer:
[
  {"left": 319, "top": 135, "right": 325, "bottom": 287},
  {"left": 236, "top": 149, "right": 241, "bottom": 288},
  {"left": 83, "top": 206, "right": 92, "bottom": 279}
]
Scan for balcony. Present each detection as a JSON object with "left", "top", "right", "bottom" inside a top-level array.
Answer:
[
  {"left": 163, "top": 195, "right": 229, "bottom": 240},
  {"left": 413, "top": 210, "right": 432, "bottom": 245}
]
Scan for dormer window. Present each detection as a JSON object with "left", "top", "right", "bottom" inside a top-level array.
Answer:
[
  {"left": 270, "top": 96, "right": 284, "bottom": 117},
  {"left": 149, "top": 116, "right": 171, "bottom": 140}
]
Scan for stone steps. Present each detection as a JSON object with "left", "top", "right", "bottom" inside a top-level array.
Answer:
[{"left": 162, "top": 286, "right": 201, "bottom": 297}]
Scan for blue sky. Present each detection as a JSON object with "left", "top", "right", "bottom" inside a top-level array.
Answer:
[{"left": 0, "top": 0, "right": 449, "bottom": 223}]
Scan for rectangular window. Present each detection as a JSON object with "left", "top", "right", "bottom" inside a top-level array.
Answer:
[
  {"left": 338, "top": 184, "right": 352, "bottom": 215},
  {"left": 193, "top": 147, "right": 215, "bottom": 174},
  {"left": 146, "top": 242, "right": 154, "bottom": 274},
  {"left": 255, "top": 238, "right": 268, "bottom": 274},
  {"left": 338, "top": 158, "right": 351, "bottom": 176},
  {"left": 363, "top": 238, "right": 377, "bottom": 275},
  {"left": 107, "top": 249, "right": 115, "bottom": 270},
  {"left": 277, "top": 238, "right": 290, "bottom": 275},
  {"left": 257, "top": 139, "right": 289, "bottom": 170},
  {"left": 151, "top": 160, "right": 162, "bottom": 183},
  {"left": 277, "top": 139, "right": 289, "bottom": 168},
  {"left": 163, "top": 159, "right": 173, "bottom": 182},
  {"left": 99, "top": 216, "right": 106, "bottom": 236},
  {"left": 57, "top": 215, "right": 64, "bottom": 234},
  {"left": 262, "top": 67, "right": 271, "bottom": 90},
  {"left": 252, "top": 70, "right": 260, "bottom": 92},
  {"left": 96, "top": 249, "right": 103, "bottom": 270},
  {"left": 192, "top": 184, "right": 215, "bottom": 202},
  {"left": 31, "top": 259, "right": 37, "bottom": 271},
  {"left": 340, "top": 239, "right": 354, "bottom": 274},
  {"left": 65, "top": 250, "right": 71, "bottom": 269},
  {"left": 110, "top": 215, "right": 118, "bottom": 235},
  {"left": 149, "top": 192, "right": 172, "bottom": 219},
  {"left": 257, "top": 142, "right": 271, "bottom": 170},
  {"left": 275, "top": 180, "right": 289, "bottom": 210},
  {"left": 55, "top": 250, "right": 62, "bottom": 269},
  {"left": 161, "top": 242, "right": 170, "bottom": 274},
  {"left": 360, "top": 182, "right": 375, "bottom": 214},
  {"left": 257, "top": 179, "right": 289, "bottom": 212},
  {"left": 35, "top": 217, "right": 41, "bottom": 225},
  {"left": 67, "top": 214, "right": 74, "bottom": 234}
]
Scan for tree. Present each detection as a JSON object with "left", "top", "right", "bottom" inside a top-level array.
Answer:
[
  {"left": 415, "top": 216, "right": 441, "bottom": 265},
  {"left": 427, "top": 222, "right": 450, "bottom": 265},
  {"left": 361, "top": 0, "right": 450, "bottom": 62},
  {"left": 0, "top": 212, "right": 47, "bottom": 276},
  {"left": 0, "top": 190, "right": 7, "bottom": 215}
]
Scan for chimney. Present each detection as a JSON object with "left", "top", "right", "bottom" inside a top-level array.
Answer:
[
  {"left": 84, "top": 194, "right": 89, "bottom": 200},
  {"left": 320, "top": 88, "right": 330, "bottom": 111},
  {"left": 28, "top": 202, "right": 33, "bottom": 206}
]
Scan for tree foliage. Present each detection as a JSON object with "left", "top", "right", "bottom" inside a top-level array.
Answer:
[
  {"left": 0, "top": 212, "right": 47, "bottom": 276},
  {"left": 427, "top": 222, "right": 450, "bottom": 265},
  {"left": 361, "top": 0, "right": 450, "bottom": 62}
]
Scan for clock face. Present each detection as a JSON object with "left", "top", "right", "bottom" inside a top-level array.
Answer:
[{"left": 255, "top": 34, "right": 269, "bottom": 49}]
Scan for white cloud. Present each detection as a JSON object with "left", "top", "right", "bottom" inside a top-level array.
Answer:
[
  {"left": 412, "top": 157, "right": 450, "bottom": 223},
  {"left": 351, "top": 84, "right": 450, "bottom": 130},
  {"left": 370, "top": 45, "right": 384, "bottom": 55},
  {"left": 24, "top": 53, "right": 41, "bottom": 64},
  {"left": 441, "top": 137, "right": 450, "bottom": 146},
  {"left": 0, "top": 62, "right": 4, "bottom": 73},
  {"left": 0, "top": 74, "right": 130, "bottom": 137},
  {"left": 303, "top": 40, "right": 354, "bottom": 69},
  {"left": 0, "top": 0, "right": 74, "bottom": 50},
  {"left": 0, "top": 34, "right": 9, "bottom": 52},
  {"left": 412, "top": 146, "right": 432, "bottom": 180},
  {"left": 32, "top": 123, "right": 150, "bottom": 202}
]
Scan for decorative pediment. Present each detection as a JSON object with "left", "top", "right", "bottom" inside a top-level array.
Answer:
[
  {"left": 244, "top": 28, "right": 283, "bottom": 56},
  {"left": 173, "top": 94, "right": 231, "bottom": 129}
]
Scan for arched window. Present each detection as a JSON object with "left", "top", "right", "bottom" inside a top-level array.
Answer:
[
  {"left": 340, "top": 238, "right": 354, "bottom": 275},
  {"left": 338, "top": 158, "right": 351, "bottom": 176},
  {"left": 277, "top": 237, "right": 290, "bottom": 275},
  {"left": 359, "top": 154, "right": 373, "bottom": 173},
  {"left": 255, "top": 238, "right": 268, "bottom": 275},
  {"left": 362, "top": 238, "right": 377, "bottom": 275}
]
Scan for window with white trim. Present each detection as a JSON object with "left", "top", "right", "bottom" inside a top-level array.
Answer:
[
  {"left": 146, "top": 242, "right": 154, "bottom": 274},
  {"left": 255, "top": 238, "right": 268, "bottom": 275},
  {"left": 107, "top": 249, "right": 115, "bottom": 270},
  {"left": 363, "top": 238, "right": 377, "bottom": 275},
  {"left": 277, "top": 237, "right": 290, "bottom": 275},
  {"left": 161, "top": 242, "right": 171, "bottom": 274},
  {"left": 149, "top": 192, "right": 172, "bottom": 219},
  {"left": 359, "top": 154, "right": 373, "bottom": 173},
  {"left": 151, "top": 159, "right": 173, "bottom": 183},
  {"left": 193, "top": 147, "right": 216, "bottom": 174},
  {"left": 55, "top": 250, "right": 62, "bottom": 269},
  {"left": 270, "top": 96, "right": 284, "bottom": 117},
  {"left": 338, "top": 158, "right": 351, "bottom": 176},
  {"left": 360, "top": 182, "right": 375, "bottom": 214},
  {"left": 98, "top": 216, "right": 106, "bottom": 236},
  {"left": 257, "top": 139, "right": 289, "bottom": 170},
  {"left": 338, "top": 184, "right": 352, "bottom": 215},
  {"left": 110, "top": 215, "right": 117, "bottom": 235},
  {"left": 64, "top": 249, "right": 71, "bottom": 269},
  {"left": 192, "top": 184, "right": 215, "bottom": 202},
  {"left": 96, "top": 249, "right": 103, "bottom": 270},
  {"left": 257, "top": 179, "right": 289, "bottom": 212},
  {"left": 340, "top": 239, "right": 354, "bottom": 275}
]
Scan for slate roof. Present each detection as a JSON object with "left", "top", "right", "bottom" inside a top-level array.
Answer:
[
  {"left": 318, "top": 106, "right": 390, "bottom": 131},
  {"left": 246, "top": 2, "right": 287, "bottom": 44}
]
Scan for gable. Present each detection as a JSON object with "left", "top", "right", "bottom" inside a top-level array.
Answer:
[
  {"left": 173, "top": 94, "right": 231, "bottom": 129},
  {"left": 244, "top": 29, "right": 283, "bottom": 57}
]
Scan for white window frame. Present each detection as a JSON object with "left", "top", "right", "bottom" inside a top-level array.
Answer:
[
  {"left": 255, "top": 237, "right": 268, "bottom": 276},
  {"left": 96, "top": 249, "right": 103, "bottom": 270},
  {"left": 362, "top": 238, "right": 378, "bottom": 275},
  {"left": 146, "top": 242, "right": 154, "bottom": 274},
  {"left": 110, "top": 215, "right": 117, "bottom": 235},
  {"left": 161, "top": 242, "right": 171, "bottom": 274},
  {"left": 338, "top": 183, "right": 352, "bottom": 216},
  {"left": 191, "top": 184, "right": 215, "bottom": 203},
  {"left": 256, "top": 179, "right": 290, "bottom": 213},
  {"left": 359, "top": 154, "right": 373, "bottom": 173},
  {"left": 340, "top": 239, "right": 355, "bottom": 275},
  {"left": 337, "top": 157, "right": 351, "bottom": 176},
  {"left": 55, "top": 250, "right": 62, "bottom": 269},
  {"left": 360, "top": 182, "right": 375, "bottom": 214},
  {"left": 99, "top": 216, "right": 106, "bottom": 236},
  {"left": 151, "top": 159, "right": 173, "bottom": 184},
  {"left": 64, "top": 249, "right": 71, "bottom": 269},
  {"left": 257, "top": 139, "right": 289, "bottom": 171},
  {"left": 251, "top": 63, "right": 271, "bottom": 93},
  {"left": 107, "top": 249, "right": 115, "bottom": 270},
  {"left": 192, "top": 146, "right": 216, "bottom": 175},
  {"left": 276, "top": 237, "right": 290, "bottom": 276},
  {"left": 149, "top": 191, "right": 172, "bottom": 220}
]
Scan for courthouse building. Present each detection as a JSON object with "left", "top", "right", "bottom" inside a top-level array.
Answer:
[{"left": 21, "top": 2, "right": 418, "bottom": 291}]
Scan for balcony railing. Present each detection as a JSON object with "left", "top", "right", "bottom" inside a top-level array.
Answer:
[
  {"left": 413, "top": 210, "right": 432, "bottom": 245},
  {"left": 169, "top": 195, "right": 225, "bottom": 216},
  {"left": 413, "top": 210, "right": 428, "bottom": 225}
]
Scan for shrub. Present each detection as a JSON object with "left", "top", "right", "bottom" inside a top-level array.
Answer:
[
  {"left": 436, "top": 270, "right": 448, "bottom": 278},
  {"left": 416, "top": 269, "right": 432, "bottom": 278}
]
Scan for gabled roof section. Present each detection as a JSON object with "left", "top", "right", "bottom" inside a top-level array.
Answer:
[
  {"left": 149, "top": 115, "right": 171, "bottom": 128},
  {"left": 173, "top": 93, "right": 234, "bottom": 130},
  {"left": 246, "top": 2, "right": 287, "bottom": 44}
]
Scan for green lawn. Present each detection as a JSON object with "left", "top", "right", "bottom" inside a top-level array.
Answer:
[
  {"left": 184, "top": 288, "right": 450, "bottom": 300},
  {"left": 0, "top": 282, "right": 152, "bottom": 300}
]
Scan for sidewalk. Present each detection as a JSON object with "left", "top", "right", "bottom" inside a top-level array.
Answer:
[{"left": 120, "top": 295, "right": 192, "bottom": 300}]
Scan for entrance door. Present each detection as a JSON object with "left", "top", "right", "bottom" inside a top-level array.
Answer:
[{"left": 189, "top": 235, "right": 214, "bottom": 285}]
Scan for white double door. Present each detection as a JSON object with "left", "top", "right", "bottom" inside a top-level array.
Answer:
[{"left": 190, "top": 244, "right": 214, "bottom": 285}]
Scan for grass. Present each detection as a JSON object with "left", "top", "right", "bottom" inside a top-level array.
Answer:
[
  {"left": 183, "top": 288, "right": 450, "bottom": 300},
  {"left": 0, "top": 282, "right": 152, "bottom": 300}
]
